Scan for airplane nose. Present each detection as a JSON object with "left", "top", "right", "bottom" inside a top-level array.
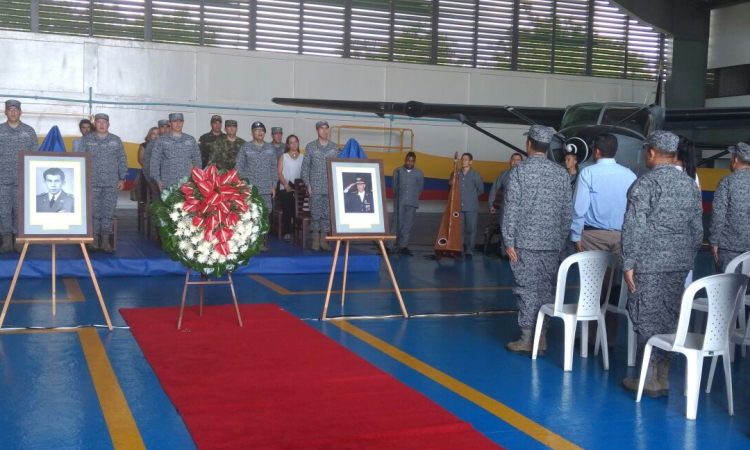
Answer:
[{"left": 564, "top": 137, "right": 590, "bottom": 163}]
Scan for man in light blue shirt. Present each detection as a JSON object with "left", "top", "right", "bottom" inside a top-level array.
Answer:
[{"left": 571, "top": 133, "right": 636, "bottom": 342}]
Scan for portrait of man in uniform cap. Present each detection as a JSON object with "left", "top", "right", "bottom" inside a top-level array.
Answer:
[
  {"left": 343, "top": 173, "right": 374, "bottom": 213},
  {"left": 36, "top": 167, "right": 75, "bottom": 213}
]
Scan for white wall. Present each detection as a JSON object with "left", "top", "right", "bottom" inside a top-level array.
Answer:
[
  {"left": 0, "top": 30, "right": 656, "bottom": 162},
  {"left": 708, "top": 2, "right": 750, "bottom": 70}
]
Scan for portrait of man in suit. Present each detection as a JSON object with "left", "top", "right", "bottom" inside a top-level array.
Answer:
[
  {"left": 36, "top": 167, "right": 75, "bottom": 213},
  {"left": 343, "top": 174, "right": 374, "bottom": 213}
]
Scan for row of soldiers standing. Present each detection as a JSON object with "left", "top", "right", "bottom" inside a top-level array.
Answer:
[
  {"left": 0, "top": 100, "right": 127, "bottom": 253},
  {"left": 142, "top": 114, "right": 342, "bottom": 251},
  {"left": 501, "top": 124, "right": 750, "bottom": 398}
]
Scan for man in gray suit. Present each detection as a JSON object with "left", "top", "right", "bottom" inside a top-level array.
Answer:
[
  {"left": 36, "top": 168, "right": 75, "bottom": 213},
  {"left": 621, "top": 130, "right": 703, "bottom": 398},
  {"left": 448, "top": 152, "right": 484, "bottom": 259},
  {"left": 502, "top": 125, "right": 572, "bottom": 355},
  {"left": 390, "top": 152, "right": 424, "bottom": 256}
]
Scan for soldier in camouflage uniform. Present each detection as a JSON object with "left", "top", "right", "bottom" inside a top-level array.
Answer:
[
  {"left": 76, "top": 113, "right": 127, "bottom": 253},
  {"left": 448, "top": 153, "right": 485, "bottom": 259},
  {"left": 0, "top": 99, "right": 39, "bottom": 253},
  {"left": 502, "top": 125, "right": 572, "bottom": 356},
  {"left": 621, "top": 131, "right": 703, "bottom": 398},
  {"left": 150, "top": 113, "right": 202, "bottom": 194},
  {"left": 235, "top": 121, "right": 277, "bottom": 252},
  {"left": 198, "top": 115, "right": 225, "bottom": 168},
  {"left": 143, "top": 119, "right": 170, "bottom": 187},
  {"left": 300, "top": 120, "right": 340, "bottom": 251},
  {"left": 710, "top": 142, "right": 750, "bottom": 273},
  {"left": 207, "top": 120, "right": 245, "bottom": 171},
  {"left": 271, "top": 127, "right": 285, "bottom": 159}
]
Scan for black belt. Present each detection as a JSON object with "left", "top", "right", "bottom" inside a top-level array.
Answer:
[{"left": 584, "top": 225, "right": 605, "bottom": 231}]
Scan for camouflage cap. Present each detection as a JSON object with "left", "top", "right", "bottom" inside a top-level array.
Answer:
[
  {"left": 94, "top": 113, "right": 109, "bottom": 122},
  {"left": 644, "top": 130, "right": 679, "bottom": 153},
  {"left": 315, "top": 120, "right": 329, "bottom": 130},
  {"left": 169, "top": 113, "right": 184, "bottom": 122},
  {"left": 729, "top": 142, "right": 750, "bottom": 162},
  {"left": 158, "top": 119, "right": 170, "bottom": 127},
  {"left": 4, "top": 99, "right": 21, "bottom": 110},
  {"left": 251, "top": 121, "right": 266, "bottom": 131},
  {"left": 225, "top": 120, "right": 238, "bottom": 127},
  {"left": 211, "top": 114, "right": 222, "bottom": 123},
  {"left": 271, "top": 127, "right": 283, "bottom": 134},
  {"left": 523, "top": 124, "right": 555, "bottom": 144}
]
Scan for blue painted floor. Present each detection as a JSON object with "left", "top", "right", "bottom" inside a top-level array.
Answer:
[{"left": 1, "top": 235, "right": 749, "bottom": 448}]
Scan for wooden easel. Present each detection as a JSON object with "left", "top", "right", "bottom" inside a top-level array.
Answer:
[
  {"left": 322, "top": 235, "right": 408, "bottom": 320},
  {"left": 0, "top": 238, "right": 113, "bottom": 331},
  {"left": 177, "top": 269, "right": 243, "bottom": 330}
]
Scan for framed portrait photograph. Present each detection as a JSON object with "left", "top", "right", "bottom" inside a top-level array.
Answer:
[
  {"left": 327, "top": 158, "right": 389, "bottom": 236},
  {"left": 18, "top": 151, "right": 92, "bottom": 239}
]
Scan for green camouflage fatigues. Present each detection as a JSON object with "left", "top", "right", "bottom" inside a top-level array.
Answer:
[
  {"left": 0, "top": 121, "right": 38, "bottom": 234},
  {"left": 208, "top": 136, "right": 246, "bottom": 171},
  {"left": 622, "top": 164, "right": 703, "bottom": 363},
  {"left": 77, "top": 132, "right": 128, "bottom": 235},
  {"left": 198, "top": 131, "right": 225, "bottom": 168},
  {"left": 300, "top": 140, "right": 340, "bottom": 233}
]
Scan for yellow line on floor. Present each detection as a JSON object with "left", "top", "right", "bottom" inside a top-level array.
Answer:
[
  {"left": 249, "top": 275, "right": 579, "bottom": 297},
  {"left": 77, "top": 328, "right": 145, "bottom": 450},
  {"left": 331, "top": 321, "right": 582, "bottom": 450},
  {"left": 1, "top": 278, "right": 85, "bottom": 304},
  {"left": 248, "top": 274, "right": 515, "bottom": 296}
]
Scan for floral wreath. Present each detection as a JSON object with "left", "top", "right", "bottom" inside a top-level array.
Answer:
[{"left": 150, "top": 165, "right": 269, "bottom": 277}]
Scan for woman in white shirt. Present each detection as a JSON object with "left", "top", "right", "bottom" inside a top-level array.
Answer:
[{"left": 277, "top": 135, "right": 304, "bottom": 242}]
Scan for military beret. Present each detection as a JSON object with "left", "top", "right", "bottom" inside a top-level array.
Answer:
[
  {"left": 94, "top": 113, "right": 109, "bottom": 121},
  {"left": 271, "top": 127, "right": 283, "bottom": 134},
  {"left": 251, "top": 121, "right": 266, "bottom": 131},
  {"left": 4, "top": 99, "right": 21, "bottom": 110},
  {"left": 315, "top": 120, "right": 329, "bottom": 130},
  {"left": 523, "top": 124, "right": 555, "bottom": 144},
  {"left": 169, "top": 113, "right": 184, "bottom": 122},
  {"left": 225, "top": 120, "right": 238, "bottom": 127},
  {"left": 644, "top": 130, "right": 679, "bottom": 153},
  {"left": 211, "top": 114, "right": 222, "bottom": 123},
  {"left": 729, "top": 142, "right": 750, "bottom": 162},
  {"left": 158, "top": 119, "right": 170, "bottom": 127}
]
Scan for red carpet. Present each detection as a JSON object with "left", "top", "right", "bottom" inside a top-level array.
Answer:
[{"left": 121, "top": 304, "right": 500, "bottom": 449}]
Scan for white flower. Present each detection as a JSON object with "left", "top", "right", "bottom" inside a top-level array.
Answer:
[
  {"left": 191, "top": 235, "right": 202, "bottom": 245},
  {"left": 197, "top": 254, "right": 208, "bottom": 263},
  {"left": 239, "top": 244, "right": 248, "bottom": 253},
  {"left": 178, "top": 240, "right": 189, "bottom": 251},
  {"left": 251, "top": 225, "right": 259, "bottom": 236},
  {"left": 169, "top": 211, "right": 180, "bottom": 222},
  {"left": 174, "top": 203, "right": 183, "bottom": 211},
  {"left": 200, "top": 241, "right": 211, "bottom": 252},
  {"left": 186, "top": 249, "right": 195, "bottom": 259},
  {"left": 218, "top": 255, "right": 227, "bottom": 263}
]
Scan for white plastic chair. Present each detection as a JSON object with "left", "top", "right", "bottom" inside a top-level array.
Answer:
[
  {"left": 594, "top": 275, "right": 637, "bottom": 367},
  {"left": 532, "top": 251, "right": 617, "bottom": 371},
  {"left": 636, "top": 273, "right": 749, "bottom": 420},
  {"left": 692, "top": 251, "right": 750, "bottom": 361}
]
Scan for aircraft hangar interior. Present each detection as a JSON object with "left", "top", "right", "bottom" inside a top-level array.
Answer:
[{"left": 1, "top": 0, "right": 750, "bottom": 448}]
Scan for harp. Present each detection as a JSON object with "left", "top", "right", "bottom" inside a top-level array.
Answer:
[{"left": 434, "top": 152, "right": 463, "bottom": 259}]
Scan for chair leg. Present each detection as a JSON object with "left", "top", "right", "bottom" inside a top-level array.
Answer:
[
  {"left": 532, "top": 312, "right": 545, "bottom": 360},
  {"left": 685, "top": 355, "right": 704, "bottom": 420},
  {"left": 636, "top": 344, "right": 653, "bottom": 402},
  {"left": 706, "top": 355, "right": 719, "bottom": 393},
  {"left": 627, "top": 318, "right": 637, "bottom": 367},
  {"left": 581, "top": 321, "right": 589, "bottom": 358},
  {"left": 598, "top": 314, "right": 609, "bottom": 370},
  {"left": 563, "top": 316, "right": 577, "bottom": 372},
  {"left": 723, "top": 353, "right": 734, "bottom": 416},
  {"left": 594, "top": 324, "right": 601, "bottom": 356},
  {"left": 729, "top": 341, "right": 736, "bottom": 363}
]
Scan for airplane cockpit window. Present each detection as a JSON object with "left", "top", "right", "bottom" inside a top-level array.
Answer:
[
  {"left": 600, "top": 106, "right": 652, "bottom": 136},
  {"left": 561, "top": 104, "right": 602, "bottom": 129}
]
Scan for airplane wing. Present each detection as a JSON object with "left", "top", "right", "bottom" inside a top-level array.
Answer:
[
  {"left": 271, "top": 98, "right": 565, "bottom": 128},
  {"left": 664, "top": 107, "right": 750, "bottom": 130}
]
